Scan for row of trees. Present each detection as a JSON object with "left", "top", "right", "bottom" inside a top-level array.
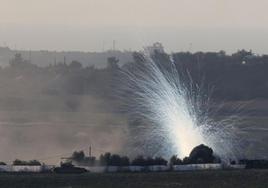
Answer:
[
  {"left": 12, "top": 159, "right": 41, "bottom": 166},
  {"left": 71, "top": 150, "right": 169, "bottom": 166},
  {"left": 0, "top": 160, "right": 42, "bottom": 166},
  {"left": 170, "top": 50, "right": 268, "bottom": 100},
  {"left": 71, "top": 145, "right": 219, "bottom": 166},
  {"left": 4, "top": 49, "right": 268, "bottom": 101}
]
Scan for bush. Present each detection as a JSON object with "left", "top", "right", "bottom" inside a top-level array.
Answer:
[
  {"left": 110, "top": 154, "right": 121, "bottom": 166},
  {"left": 131, "top": 156, "right": 147, "bottom": 166},
  {"left": 99, "top": 153, "right": 130, "bottom": 166},
  {"left": 0, "top": 162, "right": 6, "bottom": 165},
  {"left": 170, "top": 155, "right": 183, "bottom": 165},
  {"left": 99, "top": 152, "right": 111, "bottom": 166},
  {"left": 187, "top": 144, "right": 216, "bottom": 164},
  {"left": 72, "top": 151, "right": 85, "bottom": 162},
  {"left": 131, "top": 156, "right": 168, "bottom": 166},
  {"left": 120, "top": 156, "right": 130, "bottom": 166},
  {"left": 154, "top": 157, "right": 168, "bottom": 165},
  {"left": 182, "top": 157, "right": 190, "bottom": 164},
  {"left": 13, "top": 159, "right": 41, "bottom": 166},
  {"left": 71, "top": 150, "right": 96, "bottom": 166}
]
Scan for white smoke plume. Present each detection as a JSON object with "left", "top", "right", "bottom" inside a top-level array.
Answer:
[{"left": 120, "top": 54, "right": 243, "bottom": 161}]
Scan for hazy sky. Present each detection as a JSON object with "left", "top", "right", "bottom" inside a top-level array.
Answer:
[{"left": 1, "top": 0, "right": 268, "bottom": 53}]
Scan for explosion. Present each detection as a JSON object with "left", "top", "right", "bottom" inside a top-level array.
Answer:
[{"left": 120, "top": 53, "right": 242, "bottom": 160}]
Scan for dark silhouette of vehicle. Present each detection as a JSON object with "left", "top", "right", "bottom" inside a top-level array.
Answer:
[{"left": 53, "top": 162, "right": 87, "bottom": 174}]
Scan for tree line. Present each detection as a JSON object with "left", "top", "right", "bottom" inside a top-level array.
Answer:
[
  {"left": 2, "top": 49, "right": 268, "bottom": 101},
  {"left": 0, "top": 145, "right": 217, "bottom": 166},
  {"left": 1, "top": 144, "right": 268, "bottom": 169},
  {"left": 70, "top": 144, "right": 219, "bottom": 166}
]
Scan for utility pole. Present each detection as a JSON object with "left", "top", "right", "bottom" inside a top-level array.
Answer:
[{"left": 89, "top": 145, "right": 92, "bottom": 158}]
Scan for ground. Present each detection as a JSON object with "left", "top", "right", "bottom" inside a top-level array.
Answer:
[{"left": 0, "top": 170, "right": 267, "bottom": 188}]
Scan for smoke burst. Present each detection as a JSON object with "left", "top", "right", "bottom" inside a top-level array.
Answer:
[{"left": 120, "top": 54, "right": 243, "bottom": 160}]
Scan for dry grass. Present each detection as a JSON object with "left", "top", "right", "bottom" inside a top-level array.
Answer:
[{"left": 0, "top": 170, "right": 267, "bottom": 188}]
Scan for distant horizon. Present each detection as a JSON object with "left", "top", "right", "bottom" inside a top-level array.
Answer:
[{"left": 0, "top": 41, "right": 266, "bottom": 56}]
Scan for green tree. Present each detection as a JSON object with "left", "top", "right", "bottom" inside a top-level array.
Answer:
[
  {"left": 99, "top": 152, "right": 111, "bottom": 166},
  {"left": 188, "top": 144, "right": 216, "bottom": 164},
  {"left": 170, "top": 155, "right": 183, "bottom": 165},
  {"left": 72, "top": 151, "right": 85, "bottom": 162},
  {"left": 13, "top": 159, "right": 41, "bottom": 166}
]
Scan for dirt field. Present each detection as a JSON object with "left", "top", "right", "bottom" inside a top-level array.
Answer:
[{"left": 0, "top": 170, "right": 267, "bottom": 188}]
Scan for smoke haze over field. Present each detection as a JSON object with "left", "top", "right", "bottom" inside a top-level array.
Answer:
[
  {"left": 0, "top": 60, "right": 129, "bottom": 164},
  {"left": 0, "top": 94, "right": 128, "bottom": 164},
  {"left": 0, "top": 48, "right": 268, "bottom": 163},
  {"left": 0, "top": 0, "right": 268, "bottom": 164}
]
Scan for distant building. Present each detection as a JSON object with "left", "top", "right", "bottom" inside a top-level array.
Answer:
[{"left": 144, "top": 42, "right": 165, "bottom": 56}]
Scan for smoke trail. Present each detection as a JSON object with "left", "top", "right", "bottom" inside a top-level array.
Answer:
[{"left": 119, "top": 53, "right": 243, "bottom": 160}]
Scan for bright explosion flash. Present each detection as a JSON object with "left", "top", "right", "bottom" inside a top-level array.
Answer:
[{"left": 120, "top": 54, "right": 243, "bottom": 160}]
